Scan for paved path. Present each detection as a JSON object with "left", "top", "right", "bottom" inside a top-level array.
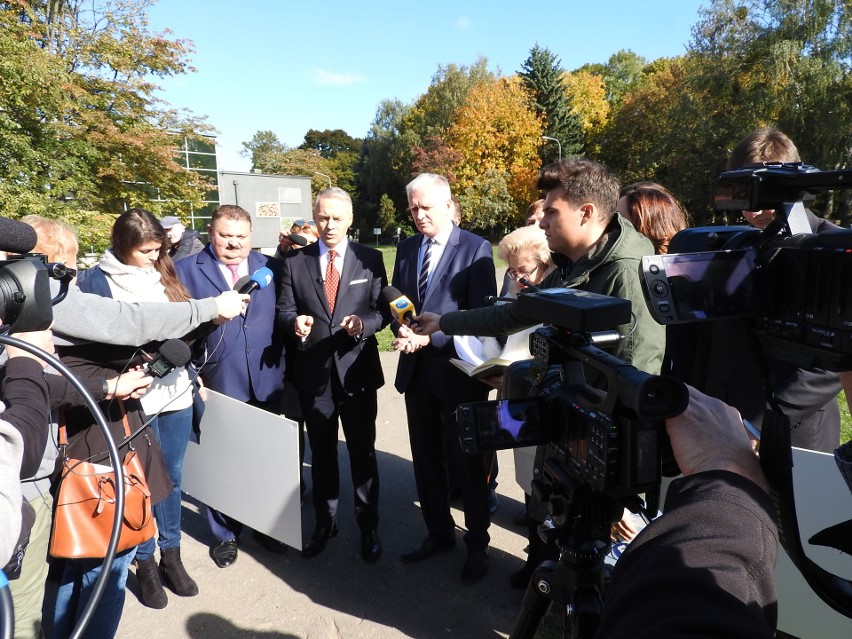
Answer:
[{"left": 119, "top": 352, "right": 532, "bottom": 639}]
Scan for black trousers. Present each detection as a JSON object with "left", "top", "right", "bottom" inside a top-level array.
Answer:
[
  {"left": 404, "top": 365, "right": 490, "bottom": 552},
  {"left": 300, "top": 371, "right": 380, "bottom": 532}
]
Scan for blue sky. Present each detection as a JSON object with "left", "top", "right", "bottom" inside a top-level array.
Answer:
[{"left": 147, "top": 0, "right": 709, "bottom": 172}]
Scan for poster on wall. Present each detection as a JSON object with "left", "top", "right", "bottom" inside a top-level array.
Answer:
[
  {"left": 278, "top": 187, "right": 302, "bottom": 204},
  {"left": 256, "top": 201, "right": 281, "bottom": 218}
]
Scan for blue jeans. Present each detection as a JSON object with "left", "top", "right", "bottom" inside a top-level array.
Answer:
[
  {"left": 136, "top": 407, "right": 193, "bottom": 561},
  {"left": 44, "top": 548, "right": 136, "bottom": 639}
]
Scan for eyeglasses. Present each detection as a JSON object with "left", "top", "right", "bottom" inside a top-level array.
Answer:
[
  {"left": 507, "top": 265, "right": 539, "bottom": 281},
  {"left": 293, "top": 219, "right": 316, "bottom": 226}
]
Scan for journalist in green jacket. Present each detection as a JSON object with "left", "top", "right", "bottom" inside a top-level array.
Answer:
[{"left": 413, "top": 157, "right": 664, "bottom": 377}]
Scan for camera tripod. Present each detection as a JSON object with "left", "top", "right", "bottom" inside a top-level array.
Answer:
[{"left": 509, "top": 466, "right": 627, "bottom": 639}]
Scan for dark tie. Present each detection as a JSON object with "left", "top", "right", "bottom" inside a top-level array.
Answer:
[
  {"left": 418, "top": 239, "right": 432, "bottom": 304},
  {"left": 325, "top": 249, "right": 340, "bottom": 313}
]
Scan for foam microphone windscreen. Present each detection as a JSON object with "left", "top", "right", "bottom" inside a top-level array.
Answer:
[
  {"left": 0, "top": 217, "right": 38, "bottom": 253},
  {"left": 159, "top": 338, "right": 192, "bottom": 367},
  {"left": 233, "top": 274, "right": 252, "bottom": 292},
  {"left": 288, "top": 233, "right": 309, "bottom": 247},
  {"left": 237, "top": 267, "right": 274, "bottom": 294},
  {"left": 378, "top": 286, "right": 405, "bottom": 307}
]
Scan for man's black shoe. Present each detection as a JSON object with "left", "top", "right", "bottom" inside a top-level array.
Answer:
[
  {"left": 302, "top": 523, "right": 338, "bottom": 558},
  {"left": 253, "top": 530, "right": 288, "bottom": 554},
  {"left": 360, "top": 530, "right": 382, "bottom": 563},
  {"left": 462, "top": 549, "right": 489, "bottom": 585},
  {"left": 400, "top": 536, "right": 455, "bottom": 563},
  {"left": 210, "top": 540, "right": 238, "bottom": 568}
]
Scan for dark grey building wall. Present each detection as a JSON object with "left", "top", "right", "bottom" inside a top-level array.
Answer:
[{"left": 219, "top": 172, "right": 313, "bottom": 248}]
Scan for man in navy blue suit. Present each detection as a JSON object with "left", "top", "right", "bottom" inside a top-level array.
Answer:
[
  {"left": 391, "top": 173, "right": 497, "bottom": 584},
  {"left": 277, "top": 187, "right": 388, "bottom": 563},
  {"left": 174, "top": 204, "right": 285, "bottom": 568}
]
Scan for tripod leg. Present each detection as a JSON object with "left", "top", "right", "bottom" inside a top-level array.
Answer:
[{"left": 509, "top": 560, "right": 558, "bottom": 639}]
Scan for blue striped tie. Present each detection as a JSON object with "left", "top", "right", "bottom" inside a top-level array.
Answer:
[{"left": 418, "top": 239, "right": 432, "bottom": 304}]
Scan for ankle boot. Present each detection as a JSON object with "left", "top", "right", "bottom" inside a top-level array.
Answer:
[
  {"left": 159, "top": 547, "right": 199, "bottom": 597},
  {"left": 135, "top": 556, "right": 168, "bottom": 609}
]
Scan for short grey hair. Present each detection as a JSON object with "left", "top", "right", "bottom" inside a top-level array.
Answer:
[
  {"left": 313, "top": 187, "right": 352, "bottom": 214},
  {"left": 406, "top": 173, "right": 452, "bottom": 200}
]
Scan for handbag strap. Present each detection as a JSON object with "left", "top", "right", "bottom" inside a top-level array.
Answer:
[{"left": 56, "top": 395, "right": 133, "bottom": 447}]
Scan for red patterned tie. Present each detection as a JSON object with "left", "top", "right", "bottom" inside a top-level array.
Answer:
[{"left": 325, "top": 249, "right": 340, "bottom": 313}]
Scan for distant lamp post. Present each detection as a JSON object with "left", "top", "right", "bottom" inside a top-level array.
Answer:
[
  {"left": 314, "top": 172, "right": 332, "bottom": 188},
  {"left": 541, "top": 136, "right": 562, "bottom": 161}
]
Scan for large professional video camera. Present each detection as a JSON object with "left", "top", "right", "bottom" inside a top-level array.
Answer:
[
  {"left": 455, "top": 288, "right": 688, "bottom": 638},
  {"left": 639, "top": 162, "right": 852, "bottom": 371},
  {"left": 638, "top": 163, "right": 852, "bottom": 623}
]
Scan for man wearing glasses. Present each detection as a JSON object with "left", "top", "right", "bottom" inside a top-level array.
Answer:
[{"left": 391, "top": 173, "right": 497, "bottom": 585}]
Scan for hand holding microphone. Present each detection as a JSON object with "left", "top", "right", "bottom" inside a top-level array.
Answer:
[{"left": 411, "top": 312, "right": 442, "bottom": 336}]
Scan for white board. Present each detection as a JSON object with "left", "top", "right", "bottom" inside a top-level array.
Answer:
[{"left": 181, "top": 390, "right": 302, "bottom": 549}]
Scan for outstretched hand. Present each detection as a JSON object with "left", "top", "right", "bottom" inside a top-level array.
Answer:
[
  {"left": 412, "top": 312, "right": 442, "bottom": 336},
  {"left": 665, "top": 385, "right": 768, "bottom": 494}
]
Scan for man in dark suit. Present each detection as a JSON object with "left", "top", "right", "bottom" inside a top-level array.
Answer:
[
  {"left": 277, "top": 187, "right": 388, "bottom": 562},
  {"left": 174, "top": 204, "right": 285, "bottom": 568},
  {"left": 392, "top": 173, "right": 497, "bottom": 584}
]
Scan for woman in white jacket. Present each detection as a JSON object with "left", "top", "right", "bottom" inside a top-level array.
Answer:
[{"left": 76, "top": 209, "right": 198, "bottom": 609}]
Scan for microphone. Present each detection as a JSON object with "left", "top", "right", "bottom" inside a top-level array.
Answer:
[
  {"left": 236, "top": 267, "right": 274, "bottom": 294},
  {"left": 288, "top": 233, "right": 308, "bottom": 247},
  {"left": 379, "top": 286, "right": 417, "bottom": 325},
  {"left": 143, "top": 339, "right": 192, "bottom": 378},
  {"left": 0, "top": 217, "right": 38, "bottom": 253}
]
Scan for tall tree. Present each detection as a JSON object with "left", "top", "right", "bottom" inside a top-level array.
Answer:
[
  {"left": 445, "top": 76, "right": 543, "bottom": 231},
  {"left": 0, "top": 0, "right": 212, "bottom": 224},
  {"left": 299, "top": 129, "right": 361, "bottom": 159},
  {"left": 519, "top": 44, "right": 584, "bottom": 162},
  {"left": 356, "top": 99, "right": 411, "bottom": 232},
  {"left": 299, "top": 129, "right": 362, "bottom": 197},
  {"left": 242, "top": 130, "right": 288, "bottom": 172}
]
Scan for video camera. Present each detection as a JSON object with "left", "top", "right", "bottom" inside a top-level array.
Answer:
[
  {"left": 456, "top": 288, "right": 688, "bottom": 502},
  {"left": 638, "top": 163, "right": 852, "bottom": 620},
  {"left": 639, "top": 162, "right": 852, "bottom": 371},
  {"left": 0, "top": 255, "right": 76, "bottom": 333}
]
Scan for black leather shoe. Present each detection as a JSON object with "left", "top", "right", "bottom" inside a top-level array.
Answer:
[
  {"left": 462, "top": 549, "right": 489, "bottom": 585},
  {"left": 302, "top": 523, "right": 338, "bottom": 558},
  {"left": 210, "top": 540, "right": 238, "bottom": 568},
  {"left": 360, "top": 530, "right": 382, "bottom": 563},
  {"left": 253, "top": 530, "right": 288, "bottom": 554},
  {"left": 401, "top": 536, "right": 456, "bottom": 563}
]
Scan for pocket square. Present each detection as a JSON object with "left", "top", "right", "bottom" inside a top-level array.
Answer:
[{"left": 350, "top": 278, "right": 368, "bottom": 285}]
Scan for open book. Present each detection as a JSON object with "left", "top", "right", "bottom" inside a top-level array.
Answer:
[{"left": 449, "top": 357, "right": 512, "bottom": 380}]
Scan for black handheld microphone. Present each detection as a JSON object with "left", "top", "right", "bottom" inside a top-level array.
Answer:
[
  {"left": 232, "top": 267, "right": 274, "bottom": 294},
  {"left": 288, "top": 233, "right": 308, "bottom": 247},
  {"left": 379, "top": 286, "right": 417, "bottom": 325},
  {"left": 143, "top": 339, "right": 192, "bottom": 378},
  {"left": 0, "top": 217, "right": 38, "bottom": 253}
]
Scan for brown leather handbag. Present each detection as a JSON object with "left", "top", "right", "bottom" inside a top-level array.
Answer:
[{"left": 49, "top": 399, "right": 156, "bottom": 559}]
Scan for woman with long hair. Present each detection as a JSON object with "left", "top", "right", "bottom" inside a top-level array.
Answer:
[
  {"left": 76, "top": 208, "right": 198, "bottom": 609},
  {"left": 616, "top": 182, "right": 689, "bottom": 255}
]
